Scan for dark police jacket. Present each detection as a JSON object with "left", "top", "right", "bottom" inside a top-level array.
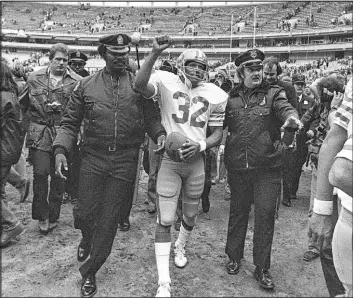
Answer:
[
  {"left": 53, "top": 68, "right": 165, "bottom": 154},
  {"left": 19, "top": 67, "right": 81, "bottom": 152},
  {"left": 1, "top": 91, "right": 26, "bottom": 166},
  {"left": 224, "top": 81, "right": 298, "bottom": 171}
]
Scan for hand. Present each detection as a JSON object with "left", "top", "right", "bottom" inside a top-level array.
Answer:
[
  {"left": 179, "top": 140, "right": 200, "bottom": 161},
  {"left": 55, "top": 153, "right": 68, "bottom": 180},
  {"left": 330, "top": 90, "right": 344, "bottom": 109},
  {"left": 153, "top": 135, "right": 166, "bottom": 154},
  {"left": 306, "top": 130, "right": 315, "bottom": 138},
  {"left": 308, "top": 212, "right": 334, "bottom": 246},
  {"left": 281, "top": 116, "right": 303, "bottom": 131},
  {"left": 152, "top": 35, "right": 172, "bottom": 53}
]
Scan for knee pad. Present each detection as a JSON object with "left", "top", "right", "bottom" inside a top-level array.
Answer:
[
  {"left": 155, "top": 223, "right": 171, "bottom": 243},
  {"left": 184, "top": 174, "right": 205, "bottom": 199}
]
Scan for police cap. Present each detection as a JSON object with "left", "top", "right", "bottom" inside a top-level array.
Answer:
[
  {"left": 99, "top": 33, "right": 132, "bottom": 54},
  {"left": 292, "top": 73, "right": 306, "bottom": 84},
  {"left": 69, "top": 50, "right": 88, "bottom": 62},
  {"left": 234, "top": 49, "right": 265, "bottom": 67}
]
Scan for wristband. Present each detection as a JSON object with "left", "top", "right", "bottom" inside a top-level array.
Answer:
[
  {"left": 197, "top": 140, "right": 207, "bottom": 152},
  {"left": 313, "top": 198, "right": 333, "bottom": 215}
]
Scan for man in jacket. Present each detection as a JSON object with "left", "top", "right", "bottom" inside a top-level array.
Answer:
[
  {"left": 19, "top": 43, "right": 82, "bottom": 234},
  {"left": 223, "top": 49, "right": 302, "bottom": 290},
  {"left": 282, "top": 74, "right": 316, "bottom": 207},
  {"left": 53, "top": 33, "right": 166, "bottom": 298},
  {"left": 1, "top": 61, "right": 26, "bottom": 247}
]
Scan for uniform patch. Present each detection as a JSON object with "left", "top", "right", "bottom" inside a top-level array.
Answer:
[{"left": 259, "top": 96, "right": 266, "bottom": 106}]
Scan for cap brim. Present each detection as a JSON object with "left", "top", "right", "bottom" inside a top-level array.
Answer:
[
  {"left": 241, "top": 59, "right": 263, "bottom": 67},
  {"left": 106, "top": 46, "right": 130, "bottom": 54},
  {"left": 70, "top": 58, "right": 86, "bottom": 62},
  {"left": 293, "top": 81, "right": 305, "bottom": 84}
]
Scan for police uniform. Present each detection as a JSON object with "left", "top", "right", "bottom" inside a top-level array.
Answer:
[
  {"left": 53, "top": 33, "right": 165, "bottom": 297},
  {"left": 224, "top": 49, "right": 299, "bottom": 288},
  {"left": 69, "top": 50, "right": 90, "bottom": 78},
  {"left": 282, "top": 74, "right": 316, "bottom": 206},
  {"left": 65, "top": 50, "right": 90, "bottom": 204}
]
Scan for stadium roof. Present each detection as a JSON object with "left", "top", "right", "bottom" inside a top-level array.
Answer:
[{"left": 44, "top": 1, "right": 270, "bottom": 7}]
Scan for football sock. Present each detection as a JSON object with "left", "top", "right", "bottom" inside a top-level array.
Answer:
[
  {"left": 175, "top": 221, "right": 193, "bottom": 248},
  {"left": 155, "top": 242, "right": 171, "bottom": 284}
]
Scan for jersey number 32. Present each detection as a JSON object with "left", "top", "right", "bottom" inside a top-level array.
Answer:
[{"left": 172, "top": 91, "right": 209, "bottom": 128}]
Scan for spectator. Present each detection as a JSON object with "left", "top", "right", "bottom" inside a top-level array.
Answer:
[
  {"left": 282, "top": 74, "right": 316, "bottom": 207},
  {"left": 0, "top": 62, "right": 26, "bottom": 247}
]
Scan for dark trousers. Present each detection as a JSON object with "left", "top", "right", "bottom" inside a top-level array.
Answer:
[
  {"left": 74, "top": 147, "right": 139, "bottom": 279},
  {"left": 320, "top": 195, "right": 345, "bottom": 297},
  {"left": 201, "top": 149, "right": 212, "bottom": 210},
  {"left": 31, "top": 148, "right": 65, "bottom": 223},
  {"left": 282, "top": 143, "right": 308, "bottom": 200},
  {"left": 225, "top": 167, "right": 282, "bottom": 269},
  {"left": 65, "top": 143, "right": 81, "bottom": 200},
  {"left": 1, "top": 166, "right": 20, "bottom": 230}
]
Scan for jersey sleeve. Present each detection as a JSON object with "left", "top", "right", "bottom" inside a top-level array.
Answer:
[
  {"left": 208, "top": 86, "right": 228, "bottom": 127},
  {"left": 333, "top": 77, "right": 352, "bottom": 130}
]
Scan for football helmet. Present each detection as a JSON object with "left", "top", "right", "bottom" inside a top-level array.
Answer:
[{"left": 176, "top": 49, "right": 209, "bottom": 88}]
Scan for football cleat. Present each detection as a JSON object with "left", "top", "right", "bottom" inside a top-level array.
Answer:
[
  {"left": 174, "top": 244, "right": 188, "bottom": 268},
  {"left": 156, "top": 281, "right": 171, "bottom": 298}
]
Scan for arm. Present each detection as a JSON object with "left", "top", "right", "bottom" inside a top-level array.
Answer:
[
  {"left": 315, "top": 123, "right": 348, "bottom": 203},
  {"left": 329, "top": 153, "right": 352, "bottom": 196},
  {"left": 308, "top": 122, "right": 348, "bottom": 243},
  {"left": 272, "top": 88, "right": 301, "bottom": 130},
  {"left": 53, "top": 81, "right": 85, "bottom": 155},
  {"left": 133, "top": 36, "right": 172, "bottom": 98}
]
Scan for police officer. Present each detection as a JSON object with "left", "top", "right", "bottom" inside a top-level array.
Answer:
[
  {"left": 19, "top": 43, "right": 81, "bottom": 234},
  {"left": 223, "top": 49, "right": 302, "bottom": 290},
  {"left": 64, "top": 50, "right": 90, "bottom": 206},
  {"left": 53, "top": 33, "right": 166, "bottom": 298},
  {"left": 69, "top": 50, "right": 90, "bottom": 77},
  {"left": 282, "top": 74, "right": 316, "bottom": 207}
]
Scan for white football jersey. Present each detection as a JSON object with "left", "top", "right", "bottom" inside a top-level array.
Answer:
[{"left": 149, "top": 70, "right": 228, "bottom": 142}]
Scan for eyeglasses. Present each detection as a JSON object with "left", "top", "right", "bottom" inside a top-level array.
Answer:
[{"left": 215, "top": 75, "right": 224, "bottom": 79}]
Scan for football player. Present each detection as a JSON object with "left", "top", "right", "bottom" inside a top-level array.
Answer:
[{"left": 133, "top": 36, "right": 228, "bottom": 297}]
